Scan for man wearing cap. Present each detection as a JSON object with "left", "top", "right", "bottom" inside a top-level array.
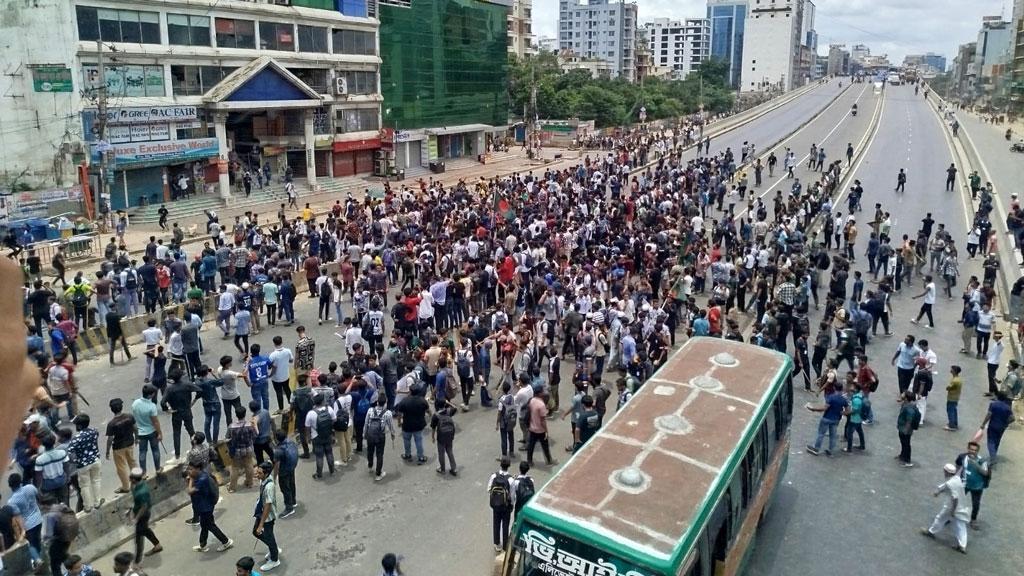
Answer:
[{"left": 921, "top": 462, "right": 970, "bottom": 553}]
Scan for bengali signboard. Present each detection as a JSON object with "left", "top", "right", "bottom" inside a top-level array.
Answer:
[
  {"left": 32, "top": 65, "right": 73, "bottom": 93},
  {"left": 518, "top": 528, "right": 652, "bottom": 576},
  {"left": 86, "top": 105, "right": 199, "bottom": 125}
]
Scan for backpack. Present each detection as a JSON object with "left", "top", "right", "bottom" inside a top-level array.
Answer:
[
  {"left": 314, "top": 408, "right": 333, "bottom": 440},
  {"left": 55, "top": 507, "right": 80, "bottom": 542},
  {"left": 853, "top": 310, "right": 871, "bottom": 335},
  {"left": 436, "top": 411, "right": 456, "bottom": 440},
  {"left": 206, "top": 473, "right": 220, "bottom": 507},
  {"left": 489, "top": 473, "right": 512, "bottom": 510},
  {"left": 365, "top": 407, "right": 386, "bottom": 443},
  {"left": 280, "top": 441, "right": 299, "bottom": 472},
  {"left": 123, "top": 270, "right": 139, "bottom": 291},
  {"left": 445, "top": 372, "right": 460, "bottom": 404},
  {"left": 456, "top": 349, "right": 472, "bottom": 379},
  {"left": 333, "top": 398, "right": 350, "bottom": 432},
  {"left": 515, "top": 476, "right": 536, "bottom": 508},
  {"left": 71, "top": 286, "right": 88, "bottom": 308},
  {"left": 292, "top": 387, "right": 313, "bottom": 416},
  {"left": 499, "top": 394, "right": 517, "bottom": 430},
  {"left": 910, "top": 406, "right": 922, "bottom": 430}
]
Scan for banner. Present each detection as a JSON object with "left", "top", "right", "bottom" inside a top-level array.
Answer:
[{"left": 95, "top": 138, "right": 219, "bottom": 167}]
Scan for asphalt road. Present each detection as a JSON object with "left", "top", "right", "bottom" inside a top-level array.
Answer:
[
  {"left": 56, "top": 82, "right": 1024, "bottom": 576},
  {"left": 747, "top": 84, "right": 1024, "bottom": 575}
]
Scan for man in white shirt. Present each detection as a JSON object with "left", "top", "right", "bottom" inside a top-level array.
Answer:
[
  {"left": 141, "top": 319, "right": 163, "bottom": 383},
  {"left": 217, "top": 285, "right": 235, "bottom": 337},
  {"left": 268, "top": 336, "right": 294, "bottom": 415},
  {"left": 986, "top": 331, "right": 1005, "bottom": 396},
  {"left": 910, "top": 275, "right": 937, "bottom": 329},
  {"left": 922, "top": 462, "right": 970, "bottom": 553}
]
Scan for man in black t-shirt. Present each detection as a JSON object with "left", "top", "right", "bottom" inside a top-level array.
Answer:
[
  {"left": 394, "top": 390, "right": 430, "bottom": 463},
  {"left": 573, "top": 395, "right": 601, "bottom": 452},
  {"left": 104, "top": 398, "right": 137, "bottom": 493}
]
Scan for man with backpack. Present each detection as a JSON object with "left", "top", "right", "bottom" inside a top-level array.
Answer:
[
  {"left": 64, "top": 278, "right": 92, "bottom": 331},
  {"left": 844, "top": 381, "right": 868, "bottom": 452},
  {"left": 305, "top": 394, "right": 336, "bottom": 479},
  {"left": 363, "top": 397, "right": 395, "bottom": 481},
  {"left": 495, "top": 381, "right": 518, "bottom": 459},
  {"left": 271, "top": 430, "right": 298, "bottom": 518},
  {"left": 431, "top": 405, "right": 457, "bottom": 476},
  {"left": 487, "top": 456, "right": 514, "bottom": 553},
  {"left": 512, "top": 461, "right": 535, "bottom": 517},
  {"left": 332, "top": 390, "right": 353, "bottom": 467},
  {"left": 290, "top": 376, "right": 314, "bottom": 459},
  {"left": 897, "top": 390, "right": 922, "bottom": 467},
  {"left": 186, "top": 461, "right": 233, "bottom": 554},
  {"left": 455, "top": 339, "right": 475, "bottom": 411}
]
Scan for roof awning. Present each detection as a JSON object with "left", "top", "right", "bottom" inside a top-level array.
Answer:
[
  {"left": 424, "top": 123, "right": 494, "bottom": 136},
  {"left": 203, "top": 56, "right": 323, "bottom": 111}
]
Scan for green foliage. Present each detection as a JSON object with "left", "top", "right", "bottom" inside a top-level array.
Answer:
[{"left": 509, "top": 55, "right": 735, "bottom": 127}]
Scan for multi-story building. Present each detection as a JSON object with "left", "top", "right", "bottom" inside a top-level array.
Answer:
[
  {"left": 635, "top": 27, "right": 654, "bottom": 81},
  {"left": 558, "top": 51, "right": 615, "bottom": 78},
  {"left": 952, "top": 42, "right": 979, "bottom": 101},
  {"left": 850, "top": 44, "right": 870, "bottom": 63},
  {"left": 1011, "top": 19, "right": 1024, "bottom": 114},
  {"left": 904, "top": 53, "right": 947, "bottom": 73},
  {"left": 379, "top": 0, "right": 510, "bottom": 172},
  {"left": 827, "top": 44, "right": 850, "bottom": 76},
  {"left": 707, "top": 0, "right": 746, "bottom": 88},
  {"left": 537, "top": 36, "right": 559, "bottom": 54},
  {"left": 974, "top": 17, "right": 1014, "bottom": 104},
  {"left": 0, "top": 0, "right": 381, "bottom": 213},
  {"left": 558, "top": 0, "right": 639, "bottom": 82},
  {"left": 740, "top": 0, "right": 815, "bottom": 92},
  {"left": 508, "top": 0, "right": 536, "bottom": 58},
  {"left": 643, "top": 17, "right": 710, "bottom": 80}
]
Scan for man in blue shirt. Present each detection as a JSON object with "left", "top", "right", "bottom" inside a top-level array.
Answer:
[
  {"left": 7, "top": 473, "right": 43, "bottom": 568},
  {"left": 246, "top": 344, "right": 272, "bottom": 413},
  {"left": 186, "top": 461, "right": 233, "bottom": 553},
  {"left": 806, "top": 385, "right": 848, "bottom": 456},
  {"left": 980, "top": 392, "right": 1014, "bottom": 463}
]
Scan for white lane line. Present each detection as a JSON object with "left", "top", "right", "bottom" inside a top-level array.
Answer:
[{"left": 831, "top": 89, "right": 887, "bottom": 210}]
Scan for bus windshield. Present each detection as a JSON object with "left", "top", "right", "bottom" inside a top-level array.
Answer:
[{"left": 510, "top": 524, "right": 655, "bottom": 576}]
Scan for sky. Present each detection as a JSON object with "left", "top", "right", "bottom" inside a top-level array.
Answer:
[{"left": 533, "top": 0, "right": 1009, "bottom": 65}]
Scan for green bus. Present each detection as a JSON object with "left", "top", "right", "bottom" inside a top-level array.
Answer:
[{"left": 501, "top": 337, "right": 794, "bottom": 576}]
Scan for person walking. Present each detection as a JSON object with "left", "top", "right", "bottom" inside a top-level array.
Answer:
[
  {"left": 978, "top": 391, "right": 1013, "bottom": 463},
  {"left": 7, "top": 473, "right": 44, "bottom": 570},
  {"left": 42, "top": 496, "right": 77, "bottom": 576},
  {"left": 984, "top": 331, "right": 1005, "bottom": 396},
  {"left": 843, "top": 382, "right": 868, "bottom": 452},
  {"left": 896, "top": 391, "right": 921, "bottom": 467},
  {"left": 160, "top": 372, "right": 199, "bottom": 464},
  {"left": 431, "top": 404, "right": 458, "bottom": 476},
  {"left": 104, "top": 398, "right": 136, "bottom": 494},
  {"left": 271, "top": 429, "right": 298, "bottom": 519},
  {"left": 68, "top": 414, "right": 103, "bottom": 513},
  {"left": 187, "top": 461, "right": 233, "bottom": 553},
  {"left": 891, "top": 335, "right": 921, "bottom": 396},
  {"left": 105, "top": 309, "right": 132, "bottom": 365},
  {"left": 525, "top": 393, "right": 557, "bottom": 467},
  {"left": 253, "top": 461, "right": 281, "bottom": 572},
  {"left": 363, "top": 397, "right": 395, "bottom": 481},
  {"left": 920, "top": 462, "right": 969, "bottom": 553},
  {"left": 268, "top": 337, "right": 294, "bottom": 415},
  {"left": 226, "top": 406, "right": 256, "bottom": 493},
  {"left": 487, "top": 456, "right": 514, "bottom": 553},
  {"left": 250, "top": 400, "right": 274, "bottom": 466},
  {"left": 128, "top": 468, "right": 162, "bottom": 566},
  {"left": 909, "top": 275, "right": 936, "bottom": 328},
  {"left": 954, "top": 441, "right": 990, "bottom": 530},
  {"left": 512, "top": 461, "right": 535, "bottom": 517}
]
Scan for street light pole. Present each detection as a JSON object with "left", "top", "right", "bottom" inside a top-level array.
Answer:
[{"left": 95, "top": 40, "right": 110, "bottom": 224}]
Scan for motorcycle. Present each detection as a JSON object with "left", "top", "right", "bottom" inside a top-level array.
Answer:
[
  {"left": 1010, "top": 141, "right": 1024, "bottom": 153},
  {"left": 851, "top": 104, "right": 858, "bottom": 117}
]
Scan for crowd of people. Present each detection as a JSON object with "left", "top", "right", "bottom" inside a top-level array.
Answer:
[{"left": 3, "top": 80, "right": 1019, "bottom": 573}]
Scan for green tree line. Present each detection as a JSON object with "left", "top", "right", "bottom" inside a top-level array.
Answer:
[{"left": 509, "top": 52, "right": 735, "bottom": 128}]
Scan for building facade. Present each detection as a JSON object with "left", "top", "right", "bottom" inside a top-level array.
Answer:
[
  {"left": 904, "top": 53, "right": 947, "bottom": 73},
  {"left": 707, "top": 0, "right": 746, "bottom": 88},
  {"left": 740, "top": 0, "right": 815, "bottom": 92},
  {"left": 0, "top": 0, "right": 381, "bottom": 213},
  {"left": 827, "top": 44, "right": 850, "bottom": 76},
  {"left": 558, "top": 0, "right": 639, "bottom": 82},
  {"left": 643, "top": 17, "right": 710, "bottom": 80},
  {"left": 379, "top": 0, "right": 510, "bottom": 172},
  {"left": 508, "top": 0, "right": 536, "bottom": 58}
]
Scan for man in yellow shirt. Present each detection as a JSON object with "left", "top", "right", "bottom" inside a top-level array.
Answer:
[
  {"left": 944, "top": 365, "right": 962, "bottom": 431},
  {"left": 302, "top": 203, "right": 313, "bottom": 222}
]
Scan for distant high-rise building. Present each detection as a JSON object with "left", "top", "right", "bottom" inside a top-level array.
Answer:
[
  {"left": 558, "top": 0, "right": 639, "bottom": 82},
  {"left": 643, "top": 17, "right": 710, "bottom": 80},
  {"left": 827, "top": 44, "right": 850, "bottom": 76},
  {"left": 707, "top": 0, "right": 747, "bottom": 88},
  {"left": 851, "top": 44, "right": 870, "bottom": 63},
  {"left": 903, "top": 53, "right": 947, "bottom": 73},
  {"left": 740, "top": 0, "right": 816, "bottom": 92}
]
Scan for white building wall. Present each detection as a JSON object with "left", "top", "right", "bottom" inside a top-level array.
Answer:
[
  {"left": 644, "top": 18, "right": 709, "bottom": 80},
  {"left": 558, "top": 0, "right": 637, "bottom": 82},
  {"left": 741, "top": 0, "right": 799, "bottom": 92}
]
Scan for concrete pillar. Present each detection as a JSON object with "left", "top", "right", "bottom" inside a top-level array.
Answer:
[
  {"left": 214, "top": 112, "right": 231, "bottom": 200},
  {"left": 304, "top": 109, "right": 317, "bottom": 189}
]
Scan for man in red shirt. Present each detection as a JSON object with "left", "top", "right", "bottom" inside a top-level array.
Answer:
[
  {"left": 302, "top": 254, "right": 321, "bottom": 297},
  {"left": 526, "top": 393, "right": 557, "bottom": 467}
]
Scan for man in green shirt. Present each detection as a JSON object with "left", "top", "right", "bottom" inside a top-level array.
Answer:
[
  {"left": 129, "top": 468, "right": 162, "bottom": 565},
  {"left": 843, "top": 381, "right": 867, "bottom": 452},
  {"left": 955, "top": 441, "right": 991, "bottom": 530},
  {"left": 945, "top": 365, "right": 963, "bottom": 431}
]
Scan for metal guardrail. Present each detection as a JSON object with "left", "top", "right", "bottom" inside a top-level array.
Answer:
[{"left": 25, "top": 233, "right": 100, "bottom": 264}]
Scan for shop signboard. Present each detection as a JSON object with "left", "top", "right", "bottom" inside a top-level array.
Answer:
[
  {"left": 95, "top": 138, "right": 219, "bottom": 167},
  {"left": 86, "top": 105, "right": 199, "bottom": 125},
  {"left": 32, "top": 65, "right": 73, "bottom": 93}
]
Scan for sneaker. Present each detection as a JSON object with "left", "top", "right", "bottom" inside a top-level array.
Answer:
[
  {"left": 260, "top": 559, "right": 282, "bottom": 571},
  {"left": 903, "top": 462, "right": 915, "bottom": 468},
  {"left": 920, "top": 528, "right": 935, "bottom": 538},
  {"left": 375, "top": 472, "right": 387, "bottom": 481},
  {"left": 264, "top": 548, "right": 283, "bottom": 561},
  {"left": 185, "top": 518, "right": 200, "bottom": 526},
  {"left": 280, "top": 507, "right": 296, "bottom": 519},
  {"left": 909, "top": 318, "right": 918, "bottom": 324},
  {"left": 841, "top": 448, "right": 851, "bottom": 453},
  {"left": 401, "top": 454, "right": 412, "bottom": 461},
  {"left": 334, "top": 460, "right": 343, "bottom": 466},
  {"left": 436, "top": 467, "right": 445, "bottom": 474},
  {"left": 805, "top": 445, "right": 820, "bottom": 455},
  {"left": 417, "top": 456, "right": 427, "bottom": 464},
  {"left": 954, "top": 545, "right": 967, "bottom": 554},
  {"left": 824, "top": 450, "right": 833, "bottom": 457},
  {"left": 449, "top": 469, "right": 458, "bottom": 477},
  {"left": 943, "top": 425, "right": 957, "bottom": 431},
  {"left": 217, "top": 539, "right": 234, "bottom": 552},
  {"left": 494, "top": 545, "right": 503, "bottom": 552},
  {"left": 193, "top": 545, "right": 209, "bottom": 553}
]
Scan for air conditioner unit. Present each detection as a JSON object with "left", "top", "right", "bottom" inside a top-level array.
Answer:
[{"left": 335, "top": 76, "right": 349, "bottom": 96}]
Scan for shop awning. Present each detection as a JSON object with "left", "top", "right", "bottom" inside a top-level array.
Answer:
[
  {"left": 424, "top": 124, "right": 493, "bottom": 136},
  {"left": 203, "top": 56, "right": 323, "bottom": 111}
]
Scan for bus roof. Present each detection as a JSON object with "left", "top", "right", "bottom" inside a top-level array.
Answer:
[{"left": 522, "top": 338, "right": 790, "bottom": 568}]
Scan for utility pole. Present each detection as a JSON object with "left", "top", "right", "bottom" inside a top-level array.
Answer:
[
  {"left": 94, "top": 40, "right": 110, "bottom": 224},
  {"left": 529, "top": 59, "right": 537, "bottom": 158}
]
